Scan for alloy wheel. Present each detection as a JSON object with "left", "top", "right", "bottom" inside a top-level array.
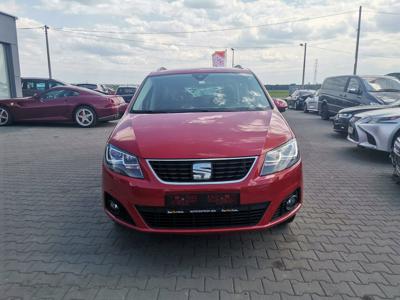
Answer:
[
  {"left": 76, "top": 108, "right": 94, "bottom": 127},
  {"left": 0, "top": 108, "right": 9, "bottom": 125}
]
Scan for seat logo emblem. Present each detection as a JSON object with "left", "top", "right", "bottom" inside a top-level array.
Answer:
[{"left": 193, "top": 162, "right": 212, "bottom": 180}]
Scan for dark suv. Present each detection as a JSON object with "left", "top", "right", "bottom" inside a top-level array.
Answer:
[
  {"left": 21, "top": 77, "right": 66, "bottom": 97},
  {"left": 318, "top": 75, "right": 400, "bottom": 120}
]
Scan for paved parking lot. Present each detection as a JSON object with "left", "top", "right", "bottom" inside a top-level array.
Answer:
[{"left": 1, "top": 110, "right": 400, "bottom": 300}]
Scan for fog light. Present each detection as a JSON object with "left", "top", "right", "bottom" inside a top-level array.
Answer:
[
  {"left": 285, "top": 195, "right": 298, "bottom": 211},
  {"left": 109, "top": 200, "right": 120, "bottom": 214}
]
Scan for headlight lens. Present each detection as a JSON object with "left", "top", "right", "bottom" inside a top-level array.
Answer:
[
  {"left": 261, "top": 139, "right": 300, "bottom": 176},
  {"left": 338, "top": 113, "right": 352, "bottom": 118},
  {"left": 105, "top": 144, "right": 144, "bottom": 178},
  {"left": 369, "top": 116, "right": 400, "bottom": 124}
]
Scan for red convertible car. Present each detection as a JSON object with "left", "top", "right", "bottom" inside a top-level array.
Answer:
[{"left": 0, "top": 86, "right": 127, "bottom": 127}]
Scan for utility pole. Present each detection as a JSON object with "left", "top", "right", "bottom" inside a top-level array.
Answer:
[
  {"left": 353, "top": 6, "right": 362, "bottom": 75},
  {"left": 44, "top": 25, "right": 52, "bottom": 79},
  {"left": 313, "top": 59, "right": 318, "bottom": 84},
  {"left": 300, "top": 43, "right": 307, "bottom": 88},
  {"left": 231, "top": 48, "right": 235, "bottom": 67}
]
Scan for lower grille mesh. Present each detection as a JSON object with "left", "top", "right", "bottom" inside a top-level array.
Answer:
[{"left": 137, "top": 203, "right": 269, "bottom": 229}]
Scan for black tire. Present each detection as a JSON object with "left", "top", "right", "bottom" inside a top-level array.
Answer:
[
  {"left": 303, "top": 104, "right": 309, "bottom": 113},
  {"left": 392, "top": 131, "right": 400, "bottom": 150},
  {"left": 281, "top": 215, "right": 296, "bottom": 225},
  {"left": 74, "top": 106, "right": 97, "bottom": 128},
  {"left": 294, "top": 102, "right": 299, "bottom": 110},
  {"left": 0, "top": 106, "right": 12, "bottom": 126},
  {"left": 320, "top": 103, "right": 330, "bottom": 120}
]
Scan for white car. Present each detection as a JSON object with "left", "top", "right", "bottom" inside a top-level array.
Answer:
[
  {"left": 348, "top": 107, "right": 400, "bottom": 152},
  {"left": 303, "top": 90, "right": 319, "bottom": 113}
]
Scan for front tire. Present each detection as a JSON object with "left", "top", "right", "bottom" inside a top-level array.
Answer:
[
  {"left": 320, "top": 104, "right": 329, "bottom": 120},
  {"left": 303, "top": 104, "right": 309, "bottom": 113},
  {"left": 0, "top": 106, "right": 12, "bottom": 126},
  {"left": 74, "top": 106, "right": 97, "bottom": 128}
]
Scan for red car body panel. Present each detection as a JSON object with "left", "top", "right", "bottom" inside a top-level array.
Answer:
[
  {"left": 102, "top": 68, "right": 303, "bottom": 234},
  {"left": 0, "top": 86, "right": 127, "bottom": 124}
]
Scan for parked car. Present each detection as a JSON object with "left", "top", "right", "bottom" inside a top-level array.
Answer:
[
  {"left": 303, "top": 90, "right": 319, "bottom": 113},
  {"left": 0, "top": 86, "right": 127, "bottom": 127},
  {"left": 347, "top": 107, "right": 400, "bottom": 152},
  {"left": 387, "top": 73, "right": 400, "bottom": 81},
  {"left": 333, "top": 100, "right": 400, "bottom": 134},
  {"left": 273, "top": 98, "right": 288, "bottom": 112},
  {"left": 391, "top": 137, "right": 400, "bottom": 181},
  {"left": 115, "top": 86, "right": 138, "bottom": 103},
  {"left": 21, "top": 77, "right": 66, "bottom": 97},
  {"left": 318, "top": 75, "right": 400, "bottom": 120},
  {"left": 286, "top": 89, "right": 316, "bottom": 110},
  {"left": 102, "top": 67, "right": 303, "bottom": 233},
  {"left": 75, "top": 83, "right": 111, "bottom": 94}
]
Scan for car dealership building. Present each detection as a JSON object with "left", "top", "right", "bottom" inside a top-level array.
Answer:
[{"left": 0, "top": 11, "right": 22, "bottom": 99}]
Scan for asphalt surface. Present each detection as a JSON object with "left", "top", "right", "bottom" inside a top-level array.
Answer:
[{"left": 1, "top": 110, "right": 400, "bottom": 300}]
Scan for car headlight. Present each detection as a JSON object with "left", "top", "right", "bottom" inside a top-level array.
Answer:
[
  {"left": 368, "top": 116, "right": 400, "bottom": 124},
  {"left": 105, "top": 144, "right": 144, "bottom": 178},
  {"left": 338, "top": 113, "right": 352, "bottom": 119},
  {"left": 261, "top": 139, "right": 300, "bottom": 176}
]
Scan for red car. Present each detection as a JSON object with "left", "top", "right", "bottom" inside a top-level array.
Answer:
[
  {"left": 102, "top": 68, "right": 302, "bottom": 234},
  {"left": 0, "top": 86, "right": 127, "bottom": 127},
  {"left": 273, "top": 98, "right": 288, "bottom": 112}
]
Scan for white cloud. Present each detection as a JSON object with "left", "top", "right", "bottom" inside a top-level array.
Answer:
[{"left": 7, "top": 0, "right": 400, "bottom": 84}]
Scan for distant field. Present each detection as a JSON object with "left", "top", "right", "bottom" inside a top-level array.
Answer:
[{"left": 268, "top": 90, "right": 289, "bottom": 98}]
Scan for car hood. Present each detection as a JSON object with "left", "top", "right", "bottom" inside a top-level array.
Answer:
[
  {"left": 371, "top": 91, "right": 400, "bottom": 104},
  {"left": 355, "top": 107, "right": 400, "bottom": 118},
  {"left": 0, "top": 97, "right": 31, "bottom": 103},
  {"left": 338, "top": 103, "right": 397, "bottom": 115},
  {"left": 108, "top": 110, "right": 293, "bottom": 159}
]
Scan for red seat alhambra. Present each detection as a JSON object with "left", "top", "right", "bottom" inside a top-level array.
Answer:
[{"left": 102, "top": 68, "right": 302, "bottom": 233}]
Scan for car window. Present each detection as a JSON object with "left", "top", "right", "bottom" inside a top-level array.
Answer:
[
  {"left": 117, "top": 87, "right": 136, "bottom": 95},
  {"left": 23, "top": 80, "right": 35, "bottom": 90},
  {"left": 49, "top": 81, "right": 62, "bottom": 88},
  {"left": 64, "top": 90, "right": 80, "bottom": 97},
  {"left": 132, "top": 73, "right": 271, "bottom": 113},
  {"left": 323, "top": 77, "right": 348, "bottom": 91},
  {"left": 40, "top": 89, "right": 67, "bottom": 100},
  {"left": 347, "top": 78, "right": 360, "bottom": 92},
  {"left": 35, "top": 81, "right": 47, "bottom": 92},
  {"left": 362, "top": 77, "right": 400, "bottom": 92}
]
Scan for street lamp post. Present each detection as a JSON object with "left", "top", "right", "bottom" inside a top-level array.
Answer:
[
  {"left": 231, "top": 48, "right": 235, "bottom": 67},
  {"left": 300, "top": 43, "right": 307, "bottom": 88}
]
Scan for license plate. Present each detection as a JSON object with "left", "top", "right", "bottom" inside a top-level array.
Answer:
[
  {"left": 348, "top": 126, "right": 354, "bottom": 134},
  {"left": 165, "top": 193, "right": 239, "bottom": 208}
]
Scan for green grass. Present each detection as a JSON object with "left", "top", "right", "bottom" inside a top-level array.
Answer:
[{"left": 268, "top": 90, "right": 289, "bottom": 98}]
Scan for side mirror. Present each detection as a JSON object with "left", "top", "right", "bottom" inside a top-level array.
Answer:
[
  {"left": 33, "top": 93, "right": 41, "bottom": 100},
  {"left": 278, "top": 106, "right": 287, "bottom": 113},
  {"left": 348, "top": 88, "right": 361, "bottom": 95}
]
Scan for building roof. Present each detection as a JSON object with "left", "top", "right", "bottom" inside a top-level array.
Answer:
[{"left": 0, "top": 10, "right": 18, "bottom": 19}]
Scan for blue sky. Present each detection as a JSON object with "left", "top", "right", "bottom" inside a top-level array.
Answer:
[{"left": 1, "top": 0, "right": 399, "bottom": 84}]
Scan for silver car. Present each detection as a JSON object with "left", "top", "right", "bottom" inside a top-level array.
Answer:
[
  {"left": 348, "top": 107, "right": 400, "bottom": 152},
  {"left": 303, "top": 90, "right": 319, "bottom": 113}
]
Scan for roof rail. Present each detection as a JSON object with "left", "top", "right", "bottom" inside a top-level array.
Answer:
[
  {"left": 234, "top": 65, "right": 243, "bottom": 69},
  {"left": 157, "top": 67, "right": 167, "bottom": 71}
]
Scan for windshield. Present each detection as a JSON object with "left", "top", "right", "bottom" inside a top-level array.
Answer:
[
  {"left": 362, "top": 77, "right": 400, "bottom": 92},
  {"left": 131, "top": 72, "right": 271, "bottom": 113}
]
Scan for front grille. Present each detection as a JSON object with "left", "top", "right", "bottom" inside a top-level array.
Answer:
[
  {"left": 137, "top": 203, "right": 269, "bottom": 229},
  {"left": 148, "top": 157, "right": 256, "bottom": 183}
]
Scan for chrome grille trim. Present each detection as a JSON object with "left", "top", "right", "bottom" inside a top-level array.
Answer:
[{"left": 146, "top": 156, "right": 258, "bottom": 185}]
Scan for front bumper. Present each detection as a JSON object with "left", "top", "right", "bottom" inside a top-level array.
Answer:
[
  {"left": 332, "top": 116, "right": 351, "bottom": 133},
  {"left": 347, "top": 122, "right": 395, "bottom": 152},
  {"left": 102, "top": 159, "right": 303, "bottom": 234}
]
